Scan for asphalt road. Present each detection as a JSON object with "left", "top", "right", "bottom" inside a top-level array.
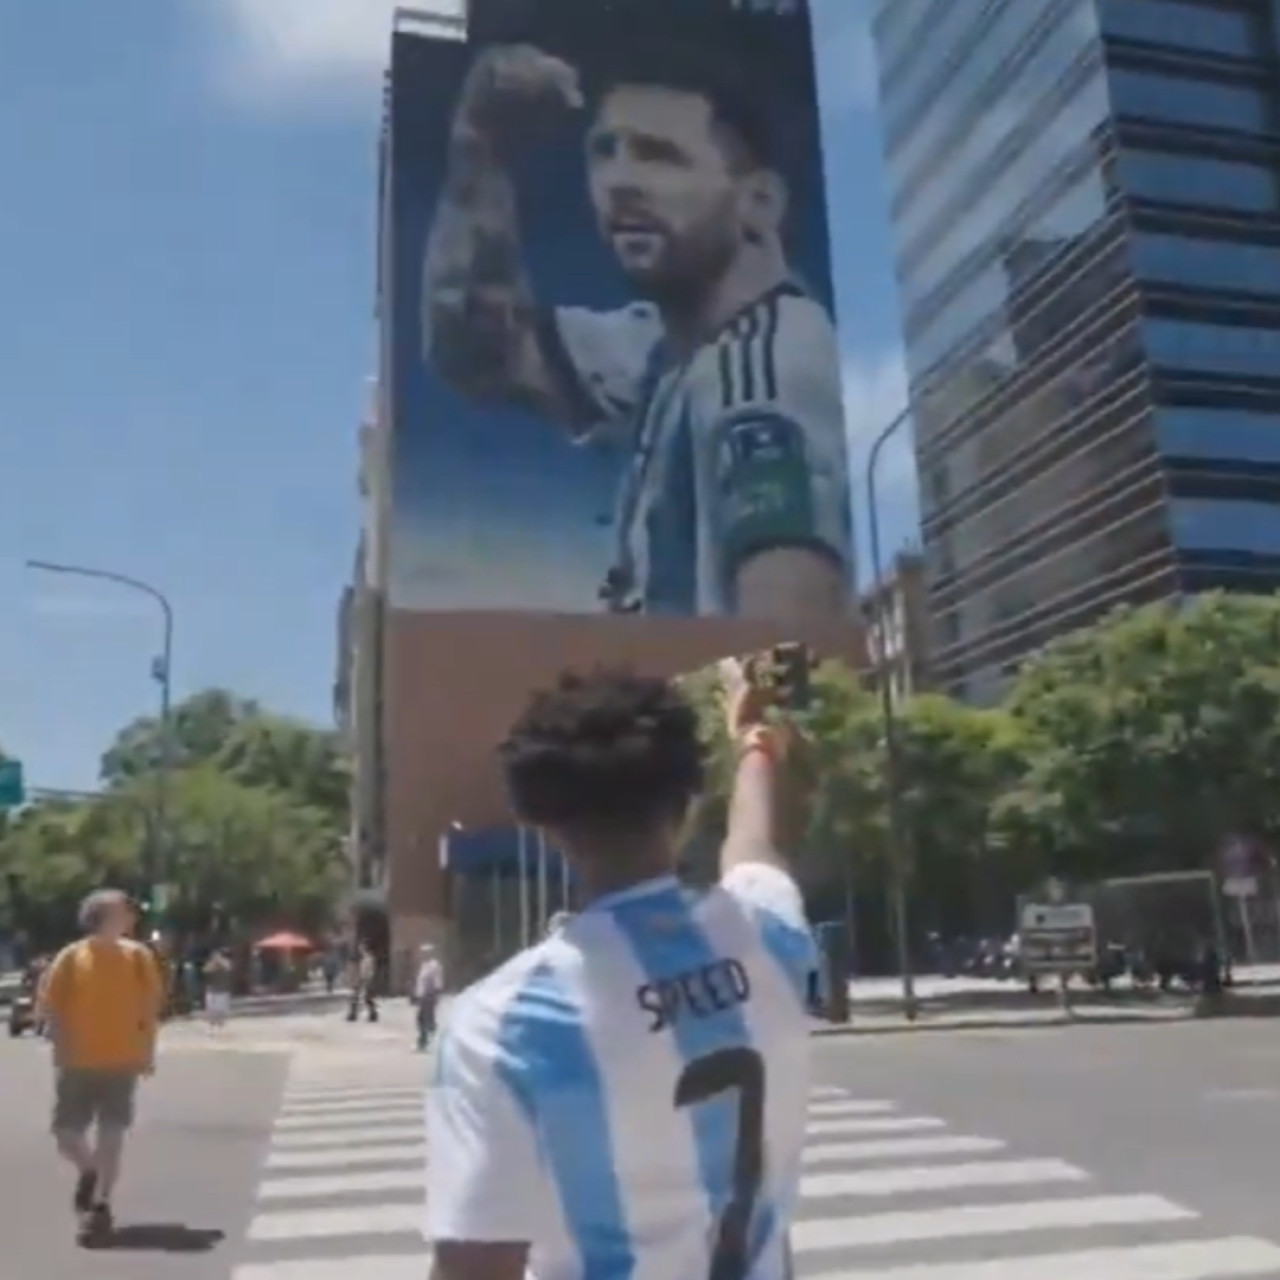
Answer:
[
  {"left": 809, "top": 1019, "right": 1280, "bottom": 1275},
  {"left": 7, "top": 1009, "right": 1278, "bottom": 1280},
  {"left": 0, "top": 1032, "right": 286, "bottom": 1279}
]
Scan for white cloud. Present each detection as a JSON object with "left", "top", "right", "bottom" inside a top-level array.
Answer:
[
  {"left": 210, "top": 0, "right": 463, "bottom": 102},
  {"left": 842, "top": 346, "right": 907, "bottom": 453},
  {"left": 841, "top": 347, "right": 920, "bottom": 573},
  {"left": 213, "top": 0, "right": 879, "bottom": 113}
]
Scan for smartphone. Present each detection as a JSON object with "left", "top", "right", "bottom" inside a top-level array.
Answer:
[{"left": 769, "top": 642, "right": 813, "bottom": 712}]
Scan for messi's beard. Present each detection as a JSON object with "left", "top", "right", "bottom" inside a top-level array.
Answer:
[{"left": 631, "top": 227, "right": 741, "bottom": 338}]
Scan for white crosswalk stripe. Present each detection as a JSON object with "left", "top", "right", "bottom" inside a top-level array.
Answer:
[{"left": 231, "top": 1056, "right": 1280, "bottom": 1279}]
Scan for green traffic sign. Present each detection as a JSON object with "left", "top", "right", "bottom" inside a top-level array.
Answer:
[{"left": 0, "top": 759, "right": 25, "bottom": 808}]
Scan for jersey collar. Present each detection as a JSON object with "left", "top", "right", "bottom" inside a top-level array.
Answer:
[{"left": 581, "top": 874, "right": 680, "bottom": 914}]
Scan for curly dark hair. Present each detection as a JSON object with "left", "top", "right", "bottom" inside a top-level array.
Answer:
[{"left": 499, "top": 668, "right": 706, "bottom": 836}]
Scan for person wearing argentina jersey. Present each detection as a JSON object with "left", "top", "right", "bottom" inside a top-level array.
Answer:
[
  {"left": 423, "top": 39, "right": 851, "bottom": 618},
  {"left": 426, "top": 663, "right": 816, "bottom": 1280}
]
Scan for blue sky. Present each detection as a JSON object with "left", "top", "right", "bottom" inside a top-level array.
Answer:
[{"left": 0, "top": 0, "right": 918, "bottom": 792}]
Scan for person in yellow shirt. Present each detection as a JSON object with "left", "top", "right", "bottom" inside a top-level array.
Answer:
[{"left": 39, "top": 888, "right": 163, "bottom": 1239}]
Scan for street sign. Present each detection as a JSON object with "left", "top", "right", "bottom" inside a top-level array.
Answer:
[
  {"left": 1223, "top": 876, "right": 1258, "bottom": 899},
  {"left": 1018, "top": 900, "right": 1096, "bottom": 974},
  {"left": 0, "top": 760, "right": 24, "bottom": 809}
]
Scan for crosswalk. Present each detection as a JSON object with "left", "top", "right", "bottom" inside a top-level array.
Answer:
[{"left": 231, "top": 1057, "right": 1280, "bottom": 1280}]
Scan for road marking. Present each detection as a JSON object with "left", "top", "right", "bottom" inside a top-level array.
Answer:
[
  {"left": 804, "top": 1236, "right": 1280, "bottom": 1280},
  {"left": 1205, "top": 1088, "right": 1280, "bottom": 1102},
  {"left": 247, "top": 1202, "right": 423, "bottom": 1242},
  {"left": 280, "top": 1090, "right": 424, "bottom": 1114},
  {"left": 284, "top": 1079, "right": 424, "bottom": 1098},
  {"left": 800, "top": 1158, "right": 1087, "bottom": 1200},
  {"left": 270, "top": 1123, "right": 422, "bottom": 1150},
  {"left": 790, "top": 1195, "right": 1194, "bottom": 1252},
  {"left": 806, "top": 1115, "right": 945, "bottom": 1136},
  {"left": 806, "top": 1100, "right": 897, "bottom": 1117},
  {"left": 259, "top": 1167, "right": 423, "bottom": 1201},
  {"left": 802, "top": 1135, "right": 1005, "bottom": 1165},
  {"left": 809, "top": 1085, "right": 848, "bottom": 1098},
  {"left": 274, "top": 1106, "right": 422, "bottom": 1131},
  {"left": 265, "top": 1142, "right": 426, "bottom": 1171},
  {"left": 233, "top": 1254, "right": 428, "bottom": 1280}
]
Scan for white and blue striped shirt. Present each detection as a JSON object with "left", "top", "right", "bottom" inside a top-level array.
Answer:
[
  {"left": 543, "top": 284, "right": 852, "bottom": 615},
  {"left": 426, "top": 863, "right": 816, "bottom": 1280}
]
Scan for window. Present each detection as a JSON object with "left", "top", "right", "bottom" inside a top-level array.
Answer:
[
  {"left": 890, "top": 3, "right": 1101, "bottom": 230},
  {"left": 882, "top": 0, "right": 1011, "bottom": 147},
  {"left": 1108, "top": 69, "right": 1269, "bottom": 134},
  {"left": 1169, "top": 497, "right": 1280, "bottom": 554},
  {"left": 907, "top": 164, "right": 1116, "bottom": 373},
  {"left": 875, "top": 0, "right": 945, "bottom": 85},
  {"left": 1156, "top": 407, "right": 1280, "bottom": 464},
  {"left": 885, "top": 0, "right": 1086, "bottom": 168},
  {"left": 1130, "top": 235, "right": 1280, "bottom": 295},
  {"left": 927, "top": 462, "right": 952, "bottom": 506},
  {"left": 1145, "top": 319, "right": 1280, "bottom": 379},
  {"left": 1100, "top": 0, "right": 1257, "bottom": 58},
  {"left": 899, "top": 72, "right": 1112, "bottom": 306},
  {"left": 1118, "top": 150, "right": 1279, "bottom": 213}
]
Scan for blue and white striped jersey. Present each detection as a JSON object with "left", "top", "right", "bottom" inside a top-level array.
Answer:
[
  {"left": 543, "top": 284, "right": 852, "bottom": 615},
  {"left": 426, "top": 864, "right": 817, "bottom": 1280}
]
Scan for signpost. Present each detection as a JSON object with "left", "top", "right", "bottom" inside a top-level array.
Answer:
[
  {"left": 1019, "top": 900, "right": 1097, "bottom": 974},
  {"left": 1221, "top": 836, "right": 1260, "bottom": 963},
  {"left": 1019, "top": 892, "right": 1096, "bottom": 1016},
  {"left": 0, "top": 760, "right": 24, "bottom": 809}
]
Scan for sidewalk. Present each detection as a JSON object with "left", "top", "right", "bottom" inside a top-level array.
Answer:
[
  {"left": 162, "top": 998, "right": 422, "bottom": 1055},
  {"left": 819, "top": 974, "right": 1280, "bottom": 1037}
]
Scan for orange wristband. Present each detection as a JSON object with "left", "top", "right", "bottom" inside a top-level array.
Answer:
[{"left": 736, "top": 726, "right": 780, "bottom": 763}]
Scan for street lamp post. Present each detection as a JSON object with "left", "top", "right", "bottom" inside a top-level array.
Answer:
[
  {"left": 26, "top": 560, "right": 175, "bottom": 914},
  {"left": 864, "top": 407, "right": 919, "bottom": 1021}
]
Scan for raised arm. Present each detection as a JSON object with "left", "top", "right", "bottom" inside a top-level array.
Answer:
[{"left": 423, "top": 45, "right": 584, "bottom": 424}]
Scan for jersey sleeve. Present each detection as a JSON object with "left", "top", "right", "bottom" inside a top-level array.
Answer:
[
  {"left": 703, "top": 298, "right": 852, "bottom": 586},
  {"left": 720, "top": 863, "right": 817, "bottom": 1004},
  {"left": 536, "top": 303, "right": 662, "bottom": 446},
  {"left": 425, "top": 999, "right": 549, "bottom": 1243}
]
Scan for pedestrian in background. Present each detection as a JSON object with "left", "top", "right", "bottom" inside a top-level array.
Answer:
[
  {"left": 412, "top": 944, "right": 443, "bottom": 1051},
  {"left": 39, "top": 889, "right": 163, "bottom": 1242},
  {"left": 202, "top": 950, "right": 233, "bottom": 1031},
  {"left": 346, "top": 945, "right": 378, "bottom": 1023}
]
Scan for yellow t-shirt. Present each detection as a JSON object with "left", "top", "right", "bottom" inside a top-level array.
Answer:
[{"left": 42, "top": 938, "right": 162, "bottom": 1071}]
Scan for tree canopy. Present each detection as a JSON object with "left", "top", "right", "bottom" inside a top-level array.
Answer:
[
  {"left": 1, "top": 690, "right": 349, "bottom": 952},
  {"left": 682, "top": 592, "right": 1280, "bottom": 965}
]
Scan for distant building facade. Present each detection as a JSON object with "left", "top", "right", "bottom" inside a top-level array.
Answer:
[{"left": 861, "top": 550, "right": 932, "bottom": 702}]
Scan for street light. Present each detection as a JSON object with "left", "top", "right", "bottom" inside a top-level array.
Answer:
[
  {"left": 865, "top": 406, "right": 919, "bottom": 1021},
  {"left": 25, "top": 559, "right": 175, "bottom": 913}
]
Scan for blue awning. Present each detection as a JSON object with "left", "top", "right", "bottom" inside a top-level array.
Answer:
[{"left": 441, "top": 826, "right": 574, "bottom": 883}]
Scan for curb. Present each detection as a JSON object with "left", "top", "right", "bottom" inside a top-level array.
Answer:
[
  {"left": 810, "top": 994, "right": 1279, "bottom": 1037},
  {"left": 810, "top": 1011, "right": 1190, "bottom": 1037}
]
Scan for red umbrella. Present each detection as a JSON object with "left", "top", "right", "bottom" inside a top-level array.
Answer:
[{"left": 255, "top": 930, "right": 313, "bottom": 952}]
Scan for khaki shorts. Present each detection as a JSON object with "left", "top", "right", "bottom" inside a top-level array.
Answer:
[{"left": 52, "top": 1069, "right": 139, "bottom": 1134}]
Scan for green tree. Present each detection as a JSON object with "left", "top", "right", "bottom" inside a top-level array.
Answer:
[
  {"left": 99, "top": 688, "right": 259, "bottom": 784},
  {"left": 891, "top": 695, "right": 1029, "bottom": 936},
  {"left": 215, "top": 714, "right": 350, "bottom": 829},
  {"left": 1003, "top": 592, "right": 1280, "bottom": 877},
  {"left": 3, "top": 688, "right": 351, "bottom": 949}
]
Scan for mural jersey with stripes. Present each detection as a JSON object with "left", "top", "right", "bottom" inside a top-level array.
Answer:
[
  {"left": 426, "top": 863, "right": 817, "bottom": 1280},
  {"left": 546, "top": 283, "right": 851, "bottom": 614}
]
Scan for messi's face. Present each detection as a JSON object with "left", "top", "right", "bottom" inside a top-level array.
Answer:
[{"left": 586, "top": 85, "right": 746, "bottom": 301}]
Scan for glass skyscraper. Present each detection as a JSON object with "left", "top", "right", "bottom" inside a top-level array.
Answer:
[{"left": 871, "top": 0, "right": 1280, "bottom": 700}]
